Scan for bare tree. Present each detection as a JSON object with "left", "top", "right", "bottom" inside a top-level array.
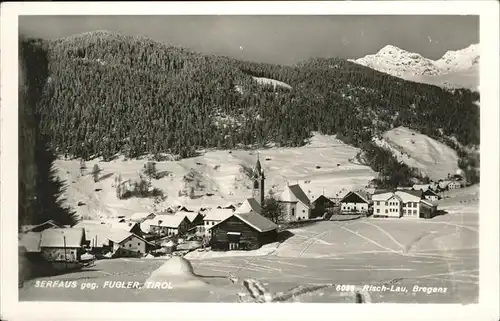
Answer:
[{"left": 261, "top": 191, "right": 285, "bottom": 224}]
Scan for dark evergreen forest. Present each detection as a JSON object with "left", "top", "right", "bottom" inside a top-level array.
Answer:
[
  {"left": 22, "top": 31, "right": 480, "bottom": 188},
  {"left": 19, "top": 36, "right": 78, "bottom": 227}
]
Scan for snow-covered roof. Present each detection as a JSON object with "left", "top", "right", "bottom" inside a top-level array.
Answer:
[
  {"left": 395, "top": 190, "right": 422, "bottom": 203},
  {"left": 211, "top": 211, "right": 278, "bottom": 233},
  {"left": 235, "top": 198, "right": 262, "bottom": 215},
  {"left": 234, "top": 212, "right": 277, "bottom": 233},
  {"left": 280, "top": 184, "right": 311, "bottom": 207},
  {"left": 20, "top": 220, "right": 61, "bottom": 233},
  {"left": 129, "top": 212, "right": 155, "bottom": 222},
  {"left": 204, "top": 208, "right": 234, "bottom": 222},
  {"left": 109, "top": 222, "right": 139, "bottom": 232},
  {"left": 372, "top": 192, "right": 402, "bottom": 202},
  {"left": 183, "top": 212, "right": 201, "bottom": 223},
  {"left": 39, "top": 228, "right": 85, "bottom": 248},
  {"left": 412, "top": 184, "right": 430, "bottom": 192},
  {"left": 421, "top": 199, "right": 438, "bottom": 207},
  {"left": 153, "top": 214, "right": 188, "bottom": 228}
]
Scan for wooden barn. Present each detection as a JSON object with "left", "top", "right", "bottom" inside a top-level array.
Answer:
[
  {"left": 210, "top": 211, "right": 278, "bottom": 251},
  {"left": 311, "top": 195, "right": 336, "bottom": 218},
  {"left": 38, "top": 228, "right": 87, "bottom": 263}
]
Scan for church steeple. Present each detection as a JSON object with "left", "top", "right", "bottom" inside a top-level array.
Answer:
[{"left": 252, "top": 154, "right": 265, "bottom": 206}]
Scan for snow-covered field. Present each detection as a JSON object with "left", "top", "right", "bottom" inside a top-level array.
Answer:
[
  {"left": 55, "top": 133, "right": 376, "bottom": 220},
  {"left": 19, "top": 185, "right": 478, "bottom": 303},
  {"left": 373, "top": 126, "right": 460, "bottom": 180}
]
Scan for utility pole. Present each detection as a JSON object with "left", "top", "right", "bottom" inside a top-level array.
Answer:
[{"left": 63, "top": 235, "right": 68, "bottom": 270}]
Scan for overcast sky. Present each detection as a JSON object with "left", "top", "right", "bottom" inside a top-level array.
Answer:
[{"left": 19, "top": 15, "right": 479, "bottom": 65}]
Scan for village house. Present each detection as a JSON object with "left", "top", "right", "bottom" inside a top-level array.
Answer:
[
  {"left": 235, "top": 198, "right": 263, "bottom": 215},
  {"left": 20, "top": 220, "right": 61, "bottom": 233},
  {"left": 129, "top": 212, "right": 156, "bottom": 223},
  {"left": 278, "top": 184, "right": 312, "bottom": 221},
  {"left": 311, "top": 195, "right": 336, "bottom": 218},
  {"left": 80, "top": 225, "right": 155, "bottom": 257},
  {"left": 179, "top": 211, "right": 205, "bottom": 235},
  {"left": 395, "top": 190, "right": 423, "bottom": 218},
  {"left": 210, "top": 211, "right": 278, "bottom": 251},
  {"left": 148, "top": 214, "right": 191, "bottom": 237},
  {"left": 372, "top": 192, "right": 403, "bottom": 218},
  {"left": 339, "top": 191, "right": 370, "bottom": 214},
  {"left": 448, "top": 180, "right": 463, "bottom": 190},
  {"left": 372, "top": 190, "right": 438, "bottom": 219},
  {"left": 422, "top": 189, "right": 441, "bottom": 202},
  {"left": 420, "top": 199, "right": 439, "bottom": 219},
  {"left": 203, "top": 208, "right": 234, "bottom": 235},
  {"left": 35, "top": 228, "right": 87, "bottom": 263}
]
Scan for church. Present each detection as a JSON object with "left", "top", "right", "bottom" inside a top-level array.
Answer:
[{"left": 236, "top": 156, "right": 311, "bottom": 222}]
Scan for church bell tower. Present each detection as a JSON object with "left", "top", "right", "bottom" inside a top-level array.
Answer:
[{"left": 252, "top": 154, "right": 265, "bottom": 206}]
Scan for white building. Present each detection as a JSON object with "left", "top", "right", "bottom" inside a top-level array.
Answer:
[
  {"left": 203, "top": 209, "right": 234, "bottom": 235},
  {"left": 372, "top": 192, "right": 403, "bottom": 218},
  {"left": 278, "top": 184, "right": 311, "bottom": 221},
  {"left": 395, "top": 190, "right": 423, "bottom": 218},
  {"left": 340, "top": 191, "right": 370, "bottom": 213}
]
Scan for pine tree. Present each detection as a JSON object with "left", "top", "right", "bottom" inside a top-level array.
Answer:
[
  {"left": 91, "top": 164, "right": 101, "bottom": 183},
  {"left": 143, "top": 161, "right": 157, "bottom": 182}
]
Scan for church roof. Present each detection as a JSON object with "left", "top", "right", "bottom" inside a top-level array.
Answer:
[{"left": 253, "top": 156, "right": 264, "bottom": 178}]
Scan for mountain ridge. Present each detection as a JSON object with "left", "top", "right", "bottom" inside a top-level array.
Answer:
[
  {"left": 349, "top": 44, "right": 479, "bottom": 90},
  {"left": 21, "top": 31, "right": 480, "bottom": 190}
]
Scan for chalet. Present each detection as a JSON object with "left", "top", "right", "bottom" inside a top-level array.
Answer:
[
  {"left": 20, "top": 220, "right": 61, "bottom": 233},
  {"left": 422, "top": 189, "right": 440, "bottom": 202},
  {"left": 149, "top": 214, "right": 191, "bottom": 237},
  {"left": 340, "top": 191, "right": 370, "bottom": 214},
  {"left": 203, "top": 208, "right": 234, "bottom": 231},
  {"left": 311, "top": 195, "right": 336, "bottom": 218},
  {"left": 178, "top": 206, "right": 194, "bottom": 213},
  {"left": 129, "top": 212, "right": 156, "bottom": 223},
  {"left": 395, "top": 190, "right": 423, "bottom": 218},
  {"left": 372, "top": 192, "right": 403, "bottom": 218},
  {"left": 210, "top": 211, "right": 278, "bottom": 251},
  {"left": 81, "top": 225, "right": 155, "bottom": 257},
  {"left": 448, "top": 181, "right": 463, "bottom": 190},
  {"left": 39, "top": 228, "right": 87, "bottom": 263},
  {"left": 278, "top": 184, "right": 311, "bottom": 221},
  {"left": 235, "top": 198, "right": 263, "bottom": 215},
  {"left": 181, "top": 212, "right": 205, "bottom": 235}
]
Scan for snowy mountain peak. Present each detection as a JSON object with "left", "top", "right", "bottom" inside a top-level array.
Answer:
[
  {"left": 435, "top": 43, "right": 479, "bottom": 73},
  {"left": 349, "top": 44, "right": 441, "bottom": 77},
  {"left": 349, "top": 43, "right": 479, "bottom": 90}
]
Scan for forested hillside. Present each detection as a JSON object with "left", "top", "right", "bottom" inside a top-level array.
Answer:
[
  {"left": 25, "top": 31, "right": 480, "bottom": 187},
  {"left": 19, "top": 36, "right": 78, "bottom": 227}
]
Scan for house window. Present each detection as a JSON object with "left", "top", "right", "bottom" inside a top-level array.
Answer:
[
  {"left": 292, "top": 208, "right": 295, "bottom": 216},
  {"left": 302, "top": 210, "right": 305, "bottom": 213},
  {"left": 212, "top": 222, "right": 215, "bottom": 225},
  {"left": 376, "top": 201, "right": 380, "bottom": 206},
  {"left": 413, "top": 210, "right": 417, "bottom": 215},
  {"left": 385, "top": 209, "right": 388, "bottom": 214},
  {"left": 138, "top": 243, "right": 140, "bottom": 246},
  {"left": 129, "top": 244, "right": 132, "bottom": 247},
  {"left": 413, "top": 202, "right": 418, "bottom": 207},
  {"left": 376, "top": 209, "right": 380, "bottom": 213}
]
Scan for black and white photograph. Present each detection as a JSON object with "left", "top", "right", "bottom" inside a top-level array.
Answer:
[{"left": 1, "top": 2, "right": 499, "bottom": 321}]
